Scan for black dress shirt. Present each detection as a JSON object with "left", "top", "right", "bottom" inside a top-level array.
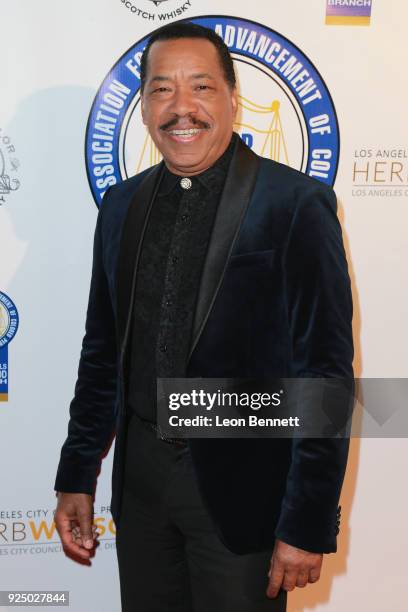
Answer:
[{"left": 127, "top": 133, "right": 237, "bottom": 422}]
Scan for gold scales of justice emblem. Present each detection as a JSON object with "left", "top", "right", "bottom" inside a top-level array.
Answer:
[{"left": 134, "top": 97, "right": 289, "bottom": 173}]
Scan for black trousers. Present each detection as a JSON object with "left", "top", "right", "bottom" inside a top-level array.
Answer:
[{"left": 116, "top": 413, "right": 287, "bottom": 612}]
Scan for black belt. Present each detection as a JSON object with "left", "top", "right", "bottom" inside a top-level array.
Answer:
[{"left": 138, "top": 417, "right": 188, "bottom": 447}]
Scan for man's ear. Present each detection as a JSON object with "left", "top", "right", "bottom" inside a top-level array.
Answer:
[
  {"left": 141, "top": 93, "right": 146, "bottom": 125},
  {"left": 230, "top": 86, "right": 238, "bottom": 122}
]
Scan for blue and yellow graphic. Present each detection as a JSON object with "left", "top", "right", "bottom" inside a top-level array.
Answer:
[
  {"left": 326, "top": 0, "right": 372, "bottom": 26},
  {"left": 85, "top": 15, "right": 339, "bottom": 206},
  {"left": 0, "top": 291, "right": 19, "bottom": 401}
]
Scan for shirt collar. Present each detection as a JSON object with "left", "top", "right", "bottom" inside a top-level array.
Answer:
[{"left": 158, "top": 131, "right": 238, "bottom": 196}]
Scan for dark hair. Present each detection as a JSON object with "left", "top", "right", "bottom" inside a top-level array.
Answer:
[{"left": 140, "top": 22, "right": 236, "bottom": 91}]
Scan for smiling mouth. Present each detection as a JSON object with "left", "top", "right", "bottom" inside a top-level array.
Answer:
[
  {"left": 162, "top": 126, "right": 210, "bottom": 143},
  {"left": 167, "top": 128, "right": 206, "bottom": 135}
]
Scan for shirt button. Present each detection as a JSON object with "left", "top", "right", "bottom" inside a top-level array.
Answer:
[
  {"left": 159, "top": 343, "right": 167, "bottom": 352},
  {"left": 165, "top": 299, "right": 172, "bottom": 306},
  {"left": 181, "top": 214, "right": 189, "bottom": 221},
  {"left": 180, "top": 177, "right": 192, "bottom": 189},
  {"left": 172, "top": 256, "right": 179, "bottom": 263}
]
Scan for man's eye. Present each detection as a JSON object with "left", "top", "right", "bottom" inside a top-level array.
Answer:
[
  {"left": 196, "top": 85, "right": 210, "bottom": 91},
  {"left": 153, "top": 87, "right": 169, "bottom": 93}
]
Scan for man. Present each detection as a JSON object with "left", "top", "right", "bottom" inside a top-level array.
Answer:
[{"left": 54, "top": 22, "right": 354, "bottom": 612}]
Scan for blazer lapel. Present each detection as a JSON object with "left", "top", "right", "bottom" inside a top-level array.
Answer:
[
  {"left": 187, "top": 136, "right": 260, "bottom": 362},
  {"left": 116, "top": 161, "right": 165, "bottom": 372}
]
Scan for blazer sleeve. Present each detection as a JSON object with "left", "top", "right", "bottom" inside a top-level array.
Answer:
[
  {"left": 274, "top": 184, "right": 354, "bottom": 553},
  {"left": 54, "top": 187, "right": 118, "bottom": 495}
]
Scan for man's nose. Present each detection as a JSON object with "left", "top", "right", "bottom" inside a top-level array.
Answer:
[{"left": 168, "top": 86, "right": 199, "bottom": 117}]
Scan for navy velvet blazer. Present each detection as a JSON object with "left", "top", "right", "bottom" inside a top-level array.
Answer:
[{"left": 54, "top": 134, "right": 354, "bottom": 555}]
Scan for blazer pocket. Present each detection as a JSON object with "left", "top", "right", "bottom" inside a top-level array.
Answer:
[{"left": 227, "top": 248, "right": 276, "bottom": 269}]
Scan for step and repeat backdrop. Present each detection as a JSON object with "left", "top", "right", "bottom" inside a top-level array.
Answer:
[{"left": 1, "top": 1, "right": 407, "bottom": 610}]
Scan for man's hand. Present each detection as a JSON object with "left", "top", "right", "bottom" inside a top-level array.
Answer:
[
  {"left": 266, "top": 538, "right": 323, "bottom": 598},
  {"left": 54, "top": 492, "right": 98, "bottom": 561}
]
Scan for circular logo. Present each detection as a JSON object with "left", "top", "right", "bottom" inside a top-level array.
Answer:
[
  {"left": 120, "top": 0, "right": 193, "bottom": 20},
  {"left": 85, "top": 15, "right": 339, "bottom": 206},
  {"left": 0, "top": 131, "right": 20, "bottom": 204},
  {"left": 0, "top": 292, "right": 19, "bottom": 348}
]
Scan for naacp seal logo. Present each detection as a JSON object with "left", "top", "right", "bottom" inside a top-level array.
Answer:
[
  {"left": 0, "top": 291, "right": 19, "bottom": 402},
  {"left": 85, "top": 16, "right": 339, "bottom": 206}
]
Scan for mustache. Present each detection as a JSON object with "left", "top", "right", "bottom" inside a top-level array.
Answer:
[{"left": 159, "top": 116, "right": 211, "bottom": 131}]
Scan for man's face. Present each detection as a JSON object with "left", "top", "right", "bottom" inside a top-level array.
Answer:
[{"left": 141, "top": 37, "right": 238, "bottom": 176}]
